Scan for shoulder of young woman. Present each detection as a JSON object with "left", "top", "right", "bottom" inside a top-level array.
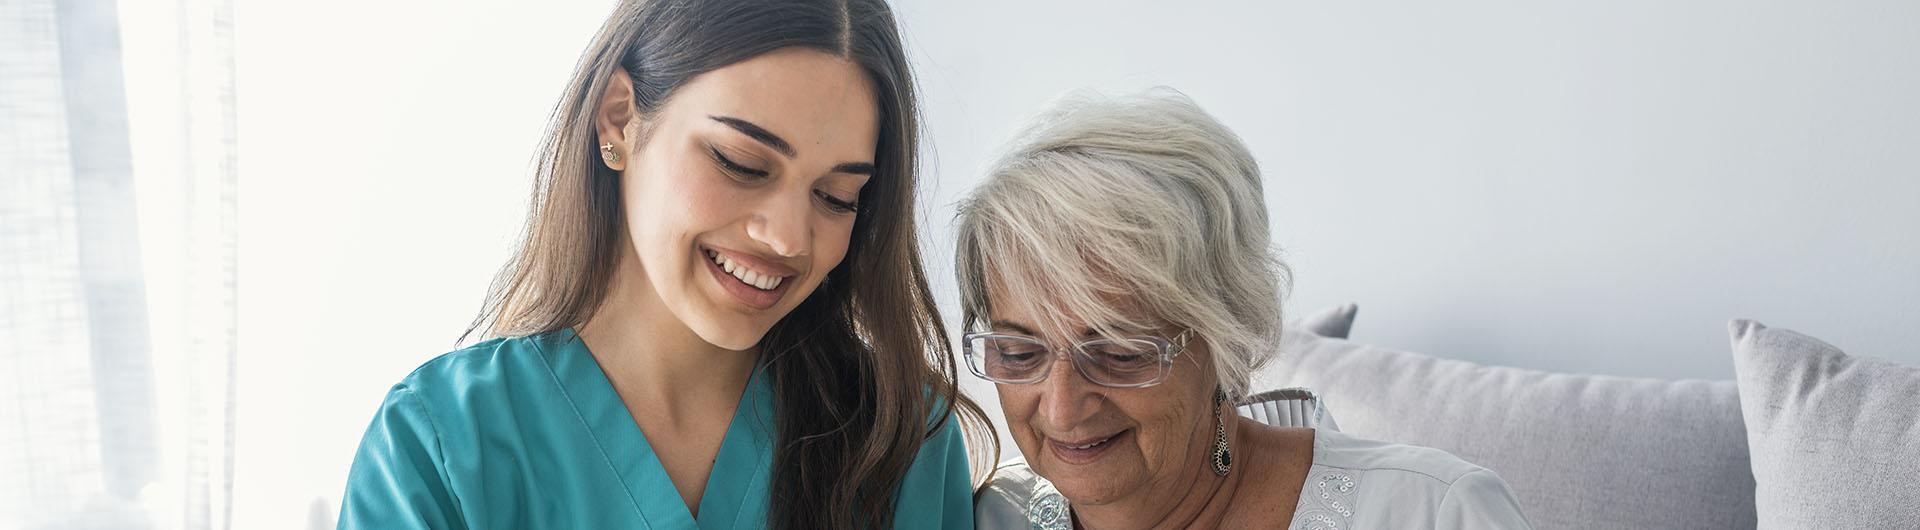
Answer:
[{"left": 389, "top": 331, "right": 568, "bottom": 395}]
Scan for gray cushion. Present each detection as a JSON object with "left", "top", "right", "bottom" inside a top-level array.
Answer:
[
  {"left": 1259, "top": 328, "right": 1755, "bottom": 530},
  {"left": 1291, "top": 303, "right": 1356, "bottom": 339},
  {"left": 1730, "top": 320, "right": 1920, "bottom": 528}
]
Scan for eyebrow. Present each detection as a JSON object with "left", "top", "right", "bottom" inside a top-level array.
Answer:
[
  {"left": 709, "top": 115, "right": 877, "bottom": 176},
  {"left": 710, "top": 115, "right": 795, "bottom": 157},
  {"left": 989, "top": 321, "right": 1037, "bottom": 335},
  {"left": 832, "top": 162, "right": 877, "bottom": 176},
  {"left": 988, "top": 321, "right": 1107, "bottom": 338}
]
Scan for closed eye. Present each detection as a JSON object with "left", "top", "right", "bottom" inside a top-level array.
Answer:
[
  {"left": 816, "top": 190, "right": 860, "bottom": 214},
  {"left": 707, "top": 145, "right": 769, "bottom": 179}
]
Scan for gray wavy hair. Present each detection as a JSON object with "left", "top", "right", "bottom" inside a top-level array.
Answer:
[{"left": 954, "top": 88, "right": 1291, "bottom": 399}]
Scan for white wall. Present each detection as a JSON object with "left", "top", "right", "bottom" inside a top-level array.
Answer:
[
  {"left": 895, "top": 0, "right": 1920, "bottom": 376},
  {"left": 232, "top": 0, "right": 1919, "bottom": 526},
  {"left": 231, "top": 1, "right": 614, "bottom": 527},
  {"left": 891, "top": 0, "right": 1920, "bottom": 457}
]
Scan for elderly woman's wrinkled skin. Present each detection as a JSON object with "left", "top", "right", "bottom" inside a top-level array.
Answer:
[{"left": 989, "top": 287, "right": 1316, "bottom": 528}]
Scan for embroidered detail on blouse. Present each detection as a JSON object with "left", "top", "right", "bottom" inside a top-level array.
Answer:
[
  {"left": 1027, "top": 480, "right": 1072, "bottom": 530},
  {"left": 1293, "top": 511, "right": 1342, "bottom": 530},
  {"left": 1292, "top": 466, "right": 1359, "bottom": 530},
  {"left": 1315, "top": 471, "right": 1356, "bottom": 516}
]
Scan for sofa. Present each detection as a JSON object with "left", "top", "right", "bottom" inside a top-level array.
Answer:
[{"left": 1253, "top": 304, "right": 1919, "bottom": 529}]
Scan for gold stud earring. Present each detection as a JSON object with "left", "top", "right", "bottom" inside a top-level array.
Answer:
[{"left": 600, "top": 142, "right": 621, "bottom": 165}]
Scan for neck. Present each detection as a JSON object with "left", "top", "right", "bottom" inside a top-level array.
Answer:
[
  {"left": 1073, "top": 418, "right": 1247, "bottom": 530},
  {"left": 576, "top": 254, "right": 760, "bottom": 416}
]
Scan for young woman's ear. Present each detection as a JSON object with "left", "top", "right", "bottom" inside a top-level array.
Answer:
[{"left": 595, "top": 67, "right": 639, "bottom": 171}]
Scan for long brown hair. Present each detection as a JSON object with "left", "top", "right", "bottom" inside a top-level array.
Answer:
[{"left": 462, "top": 0, "right": 995, "bottom": 527}]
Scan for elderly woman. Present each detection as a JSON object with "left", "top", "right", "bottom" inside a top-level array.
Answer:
[{"left": 960, "top": 91, "right": 1533, "bottom": 529}]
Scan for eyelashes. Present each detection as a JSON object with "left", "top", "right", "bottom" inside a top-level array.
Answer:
[
  {"left": 707, "top": 145, "right": 769, "bottom": 179},
  {"left": 707, "top": 143, "right": 861, "bottom": 215},
  {"left": 815, "top": 190, "right": 859, "bottom": 214}
]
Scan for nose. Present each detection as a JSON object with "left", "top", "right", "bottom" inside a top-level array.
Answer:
[
  {"left": 1037, "top": 354, "right": 1103, "bottom": 432},
  {"left": 746, "top": 189, "right": 811, "bottom": 258}
]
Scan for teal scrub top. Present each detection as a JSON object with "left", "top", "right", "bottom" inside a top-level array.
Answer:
[{"left": 338, "top": 329, "right": 974, "bottom": 529}]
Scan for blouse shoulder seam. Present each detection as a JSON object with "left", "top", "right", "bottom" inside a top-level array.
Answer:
[
  {"left": 388, "top": 385, "right": 465, "bottom": 518},
  {"left": 1433, "top": 468, "right": 1494, "bottom": 528},
  {"left": 1320, "top": 461, "right": 1484, "bottom": 488},
  {"left": 394, "top": 336, "right": 519, "bottom": 389}
]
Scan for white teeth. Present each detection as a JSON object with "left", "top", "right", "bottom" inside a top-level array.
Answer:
[
  {"left": 706, "top": 249, "right": 785, "bottom": 292},
  {"left": 1064, "top": 435, "right": 1113, "bottom": 450}
]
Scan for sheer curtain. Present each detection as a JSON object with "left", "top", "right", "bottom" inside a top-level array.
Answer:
[{"left": 1, "top": 0, "right": 238, "bottom": 527}]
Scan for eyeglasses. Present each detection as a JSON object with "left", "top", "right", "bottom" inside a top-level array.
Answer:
[{"left": 962, "top": 329, "right": 1194, "bottom": 388}]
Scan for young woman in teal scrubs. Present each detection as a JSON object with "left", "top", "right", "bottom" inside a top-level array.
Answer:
[{"left": 337, "top": 1, "right": 995, "bottom": 528}]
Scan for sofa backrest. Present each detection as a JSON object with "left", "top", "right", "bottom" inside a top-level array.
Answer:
[{"left": 1257, "top": 324, "right": 1756, "bottom": 530}]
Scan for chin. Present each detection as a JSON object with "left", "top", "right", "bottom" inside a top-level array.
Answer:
[
  {"left": 1032, "top": 459, "right": 1137, "bottom": 505},
  {"left": 692, "top": 320, "right": 774, "bottom": 351},
  {"left": 679, "top": 268, "right": 824, "bottom": 352},
  {"left": 680, "top": 306, "right": 779, "bottom": 351},
  {"left": 1048, "top": 473, "right": 1133, "bottom": 506}
]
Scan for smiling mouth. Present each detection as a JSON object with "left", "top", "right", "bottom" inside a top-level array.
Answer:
[
  {"left": 705, "top": 248, "right": 788, "bottom": 291},
  {"left": 1062, "top": 434, "right": 1117, "bottom": 450},
  {"left": 1047, "top": 429, "right": 1130, "bottom": 464}
]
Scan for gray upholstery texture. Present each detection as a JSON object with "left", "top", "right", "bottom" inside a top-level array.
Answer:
[
  {"left": 1257, "top": 311, "right": 1755, "bottom": 530},
  {"left": 1731, "top": 319, "right": 1920, "bottom": 529}
]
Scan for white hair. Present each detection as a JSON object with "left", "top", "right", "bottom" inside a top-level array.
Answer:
[{"left": 954, "top": 88, "right": 1291, "bottom": 399}]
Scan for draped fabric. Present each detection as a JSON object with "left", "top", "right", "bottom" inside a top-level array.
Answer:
[{"left": 2, "top": 0, "right": 239, "bottom": 527}]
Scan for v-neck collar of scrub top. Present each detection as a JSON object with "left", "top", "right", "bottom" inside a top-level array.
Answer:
[{"left": 536, "top": 328, "right": 776, "bottom": 530}]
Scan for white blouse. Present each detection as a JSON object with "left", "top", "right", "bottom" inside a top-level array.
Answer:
[{"left": 975, "top": 428, "right": 1534, "bottom": 529}]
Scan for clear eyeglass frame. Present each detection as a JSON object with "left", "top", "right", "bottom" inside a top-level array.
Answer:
[{"left": 961, "top": 328, "right": 1194, "bottom": 388}]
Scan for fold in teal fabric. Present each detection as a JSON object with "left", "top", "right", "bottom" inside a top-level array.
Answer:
[{"left": 339, "top": 329, "right": 972, "bottom": 529}]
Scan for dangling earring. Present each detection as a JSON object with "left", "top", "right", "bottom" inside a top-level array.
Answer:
[
  {"left": 600, "top": 142, "right": 621, "bottom": 165},
  {"left": 1212, "top": 388, "right": 1233, "bottom": 476}
]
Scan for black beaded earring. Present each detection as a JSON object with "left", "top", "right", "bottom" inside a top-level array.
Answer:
[{"left": 1212, "top": 388, "right": 1232, "bottom": 476}]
